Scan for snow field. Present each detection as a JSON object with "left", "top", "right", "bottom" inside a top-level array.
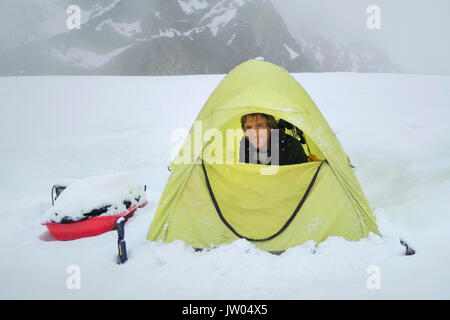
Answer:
[{"left": 0, "top": 72, "right": 449, "bottom": 299}]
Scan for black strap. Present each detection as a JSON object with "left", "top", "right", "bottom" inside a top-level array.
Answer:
[
  {"left": 400, "top": 239, "right": 416, "bottom": 256},
  {"left": 201, "top": 160, "right": 327, "bottom": 242}
]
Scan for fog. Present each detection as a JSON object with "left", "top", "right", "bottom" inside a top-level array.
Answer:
[
  {"left": 272, "top": 0, "right": 450, "bottom": 75},
  {"left": 0, "top": 0, "right": 449, "bottom": 75},
  {"left": 0, "top": 0, "right": 89, "bottom": 49}
]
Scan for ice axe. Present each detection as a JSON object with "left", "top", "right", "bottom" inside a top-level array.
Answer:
[
  {"left": 116, "top": 184, "right": 147, "bottom": 264},
  {"left": 116, "top": 217, "right": 128, "bottom": 264}
]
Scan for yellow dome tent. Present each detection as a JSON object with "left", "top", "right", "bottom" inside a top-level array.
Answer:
[{"left": 147, "top": 59, "right": 379, "bottom": 252}]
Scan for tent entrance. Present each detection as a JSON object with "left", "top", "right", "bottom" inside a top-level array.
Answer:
[
  {"left": 200, "top": 159, "right": 326, "bottom": 241},
  {"left": 196, "top": 113, "right": 325, "bottom": 166}
]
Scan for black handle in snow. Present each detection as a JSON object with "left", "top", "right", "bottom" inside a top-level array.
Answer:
[
  {"left": 400, "top": 239, "right": 416, "bottom": 256},
  {"left": 116, "top": 217, "right": 128, "bottom": 264}
]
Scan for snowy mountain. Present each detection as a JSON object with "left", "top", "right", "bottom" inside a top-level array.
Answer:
[
  {"left": 0, "top": 0, "right": 396, "bottom": 75},
  {"left": 286, "top": 21, "right": 397, "bottom": 73}
]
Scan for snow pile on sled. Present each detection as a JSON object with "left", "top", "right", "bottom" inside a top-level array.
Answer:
[{"left": 41, "top": 172, "right": 147, "bottom": 224}]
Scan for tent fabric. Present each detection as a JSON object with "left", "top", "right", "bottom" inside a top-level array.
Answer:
[
  {"left": 147, "top": 59, "right": 379, "bottom": 252},
  {"left": 200, "top": 159, "right": 327, "bottom": 242}
]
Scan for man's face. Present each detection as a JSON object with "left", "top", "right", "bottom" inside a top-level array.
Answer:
[{"left": 243, "top": 114, "right": 271, "bottom": 152}]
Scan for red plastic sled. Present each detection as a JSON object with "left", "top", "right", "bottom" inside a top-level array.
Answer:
[{"left": 43, "top": 201, "right": 147, "bottom": 241}]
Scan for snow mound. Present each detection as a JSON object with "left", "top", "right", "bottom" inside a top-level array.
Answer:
[
  {"left": 42, "top": 172, "right": 146, "bottom": 224},
  {"left": 178, "top": 0, "right": 209, "bottom": 15},
  {"left": 50, "top": 45, "right": 133, "bottom": 70}
]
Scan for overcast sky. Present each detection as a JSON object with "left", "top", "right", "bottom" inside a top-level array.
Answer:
[{"left": 273, "top": 0, "right": 450, "bottom": 75}]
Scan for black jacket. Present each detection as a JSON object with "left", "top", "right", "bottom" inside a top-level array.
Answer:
[{"left": 239, "top": 132, "right": 308, "bottom": 165}]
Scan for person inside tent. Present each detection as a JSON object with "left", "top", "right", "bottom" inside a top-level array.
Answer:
[{"left": 239, "top": 113, "right": 321, "bottom": 165}]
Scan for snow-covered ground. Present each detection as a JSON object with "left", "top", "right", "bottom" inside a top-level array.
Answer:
[{"left": 0, "top": 72, "right": 449, "bottom": 299}]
